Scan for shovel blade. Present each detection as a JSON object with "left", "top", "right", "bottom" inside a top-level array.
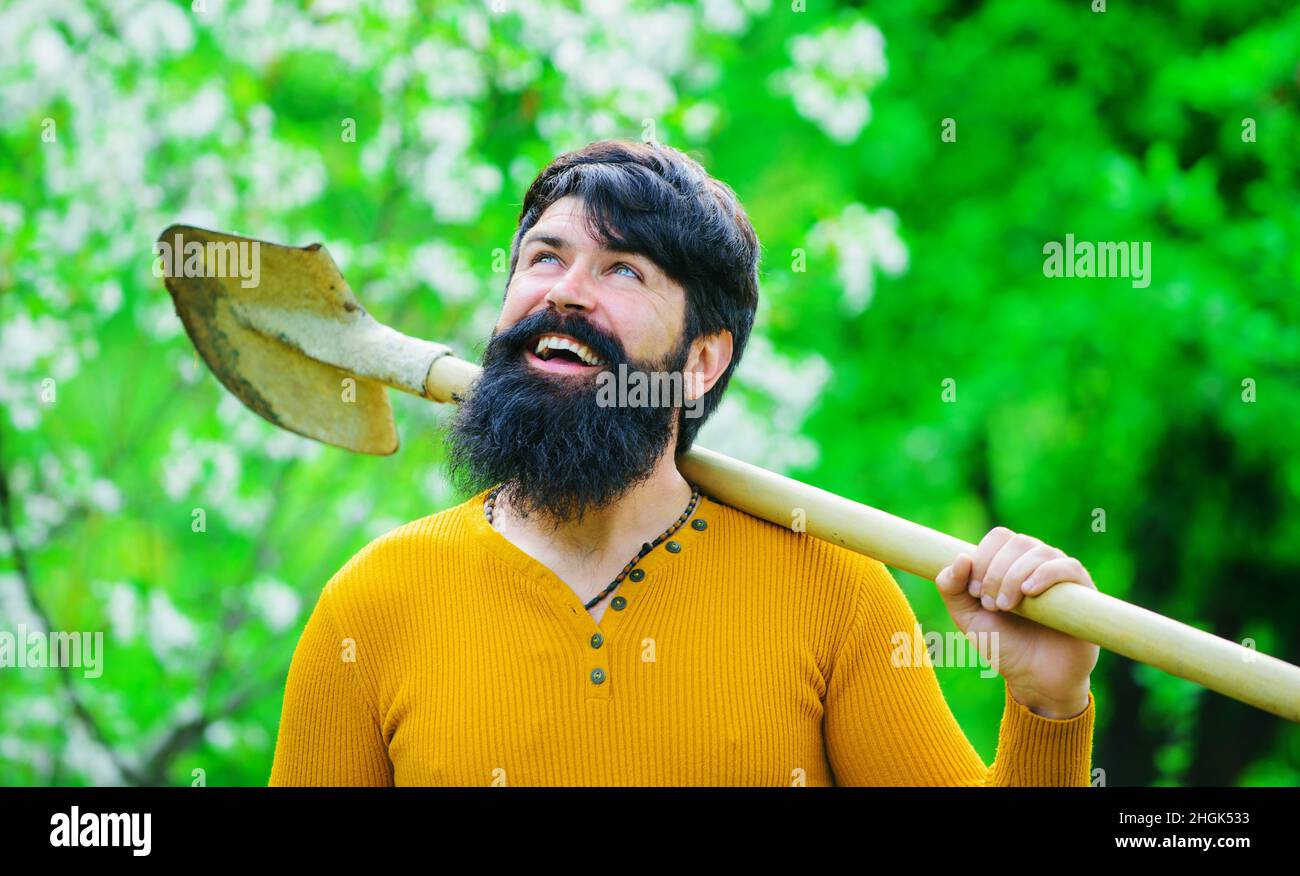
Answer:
[{"left": 159, "top": 225, "right": 400, "bottom": 455}]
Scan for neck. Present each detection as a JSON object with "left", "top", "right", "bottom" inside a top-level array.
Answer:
[{"left": 491, "top": 452, "right": 693, "bottom": 569}]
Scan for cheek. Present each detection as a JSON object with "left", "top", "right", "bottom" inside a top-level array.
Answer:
[
  {"left": 500, "top": 279, "right": 544, "bottom": 325},
  {"left": 611, "top": 303, "right": 679, "bottom": 360},
  {"left": 597, "top": 302, "right": 641, "bottom": 354}
]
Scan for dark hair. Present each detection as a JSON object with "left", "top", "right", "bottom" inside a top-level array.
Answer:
[{"left": 506, "top": 139, "right": 761, "bottom": 455}]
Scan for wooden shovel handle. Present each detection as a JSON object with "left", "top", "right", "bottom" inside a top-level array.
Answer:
[
  {"left": 425, "top": 353, "right": 484, "bottom": 404},
  {"left": 426, "top": 354, "right": 1300, "bottom": 722}
]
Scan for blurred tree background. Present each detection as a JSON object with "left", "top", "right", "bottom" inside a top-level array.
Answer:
[{"left": 1, "top": 0, "right": 1297, "bottom": 786}]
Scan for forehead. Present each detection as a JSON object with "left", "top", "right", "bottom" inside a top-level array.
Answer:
[
  {"left": 530, "top": 195, "right": 590, "bottom": 231},
  {"left": 522, "top": 195, "right": 631, "bottom": 254}
]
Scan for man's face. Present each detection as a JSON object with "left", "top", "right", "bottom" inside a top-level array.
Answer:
[
  {"left": 496, "top": 194, "right": 688, "bottom": 378},
  {"left": 444, "top": 195, "right": 696, "bottom": 526}
]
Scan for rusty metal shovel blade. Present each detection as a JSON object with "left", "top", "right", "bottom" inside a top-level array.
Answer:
[{"left": 158, "top": 225, "right": 452, "bottom": 455}]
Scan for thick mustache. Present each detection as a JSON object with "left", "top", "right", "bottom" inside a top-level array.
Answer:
[{"left": 489, "top": 311, "right": 625, "bottom": 365}]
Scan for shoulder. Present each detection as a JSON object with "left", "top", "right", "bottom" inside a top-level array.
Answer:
[
  {"left": 703, "top": 495, "right": 902, "bottom": 608},
  {"left": 703, "top": 496, "right": 914, "bottom": 673},
  {"left": 317, "top": 494, "right": 481, "bottom": 621}
]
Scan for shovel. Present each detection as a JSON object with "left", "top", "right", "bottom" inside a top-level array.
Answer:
[{"left": 159, "top": 224, "right": 1300, "bottom": 723}]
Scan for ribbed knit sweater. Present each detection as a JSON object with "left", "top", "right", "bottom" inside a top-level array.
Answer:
[{"left": 269, "top": 488, "right": 1095, "bottom": 786}]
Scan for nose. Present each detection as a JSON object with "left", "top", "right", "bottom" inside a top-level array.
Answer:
[{"left": 543, "top": 263, "right": 598, "bottom": 314}]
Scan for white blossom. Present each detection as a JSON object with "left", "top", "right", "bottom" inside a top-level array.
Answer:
[
  {"left": 147, "top": 590, "right": 199, "bottom": 660},
  {"left": 769, "top": 19, "right": 888, "bottom": 144},
  {"left": 250, "top": 578, "right": 302, "bottom": 633}
]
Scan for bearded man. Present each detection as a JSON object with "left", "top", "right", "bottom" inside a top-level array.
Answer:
[{"left": 269, "top": 139, "right": 1098, "bottom": 786}]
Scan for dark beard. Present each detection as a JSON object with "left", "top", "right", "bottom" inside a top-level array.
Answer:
[{"left": 444, "top": 308, "right": 690, "bottom": 529}]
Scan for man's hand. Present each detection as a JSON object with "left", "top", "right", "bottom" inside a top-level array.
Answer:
[{"left": 934, "top": 526, "right": 1100, "bottom": 719}]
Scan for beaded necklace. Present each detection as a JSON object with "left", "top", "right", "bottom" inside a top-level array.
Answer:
[{"left": 484, "top": 484, "right": 702, "bottom": 611}]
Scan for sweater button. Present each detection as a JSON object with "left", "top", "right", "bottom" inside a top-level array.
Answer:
[
  {"left": 590, "top": 632, "right": 603, "bottom": 649},
  {"left": 666, "top": 540, "right": 681, "bottom": 553},
  {"left": 691, "top": 519, "right": 707, "bottom": 531},
  {"left": 590, "top": 668, "right": 606, "bottom": 684},
  {"left": 611, "top": 596, "right": 627, "bottom": 611},
  {"left": 628, "top": 569, "right": 646, "bottom": 582}
]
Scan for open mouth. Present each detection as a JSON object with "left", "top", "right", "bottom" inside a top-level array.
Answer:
[{"left": 526, "top": 332, "right": 607, "bottom": 373}]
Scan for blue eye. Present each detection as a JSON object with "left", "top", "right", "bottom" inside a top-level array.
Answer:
[{"left": 530, "top": 251, "right": 639, "bottom": 280}]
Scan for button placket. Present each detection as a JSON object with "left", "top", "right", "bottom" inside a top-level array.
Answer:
[
  {"left": 597, "top": 497, "right": 711, "bottom": 623},
  {"left": 584, "top": 496, "right": 713, "bottom": 699},
  {"left": 588, "top": 496, "right": 710, "bottom": 628},
  {"left": 471, "top": 488, "right": 716, "bottom": 698}
]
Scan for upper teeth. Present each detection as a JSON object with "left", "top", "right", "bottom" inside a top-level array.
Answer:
[{"left": 534, "top": 334, "right": 604, "bottom": 365}]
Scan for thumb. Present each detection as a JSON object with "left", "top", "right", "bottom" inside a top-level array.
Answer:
[{"left": 934, "top": 553, "right": 982, "bottom": 633}]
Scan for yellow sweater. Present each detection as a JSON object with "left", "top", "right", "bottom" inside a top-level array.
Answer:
[{"left": 269, "top": 488, "right": 1095, "bottom": 786}]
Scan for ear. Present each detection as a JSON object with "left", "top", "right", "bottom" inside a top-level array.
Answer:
[{"left": 684, "top": 330, "right": 733, "bottom": 401}]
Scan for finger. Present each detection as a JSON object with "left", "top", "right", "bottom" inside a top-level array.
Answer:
[
  {"left": 934, "top": 554, "right": 982, "bottom": 632},
  {"left": 968, "top": 526, "right": 1015, "bottom": 598},
  {"left": 1021, "top": 556, "right": 1096, "bottom": 596},
  {"left": 996, "top": 545, "right": 1062, "bottom": 611},
  {"left": 936, "top": 553, "right": 973, "bottom": 597},
  {"left": 980, "top": 533, "right": 1042, "bottom": 611}
]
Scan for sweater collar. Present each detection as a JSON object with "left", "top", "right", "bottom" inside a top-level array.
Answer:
[{"left": 461, "top": 484, "right": 718, "bottom": 588}]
